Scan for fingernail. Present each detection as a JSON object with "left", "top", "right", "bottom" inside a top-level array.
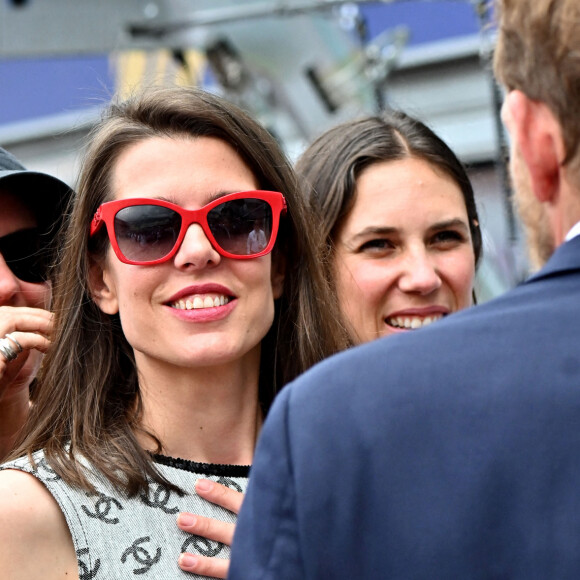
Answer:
[
  {"left": 177, "top": 513, "right": 196, "bottom": 527},
  {"left": 196, "top": 478, "right": 212, "bottom": 492},
  {"left": 179, "top": 554, "right": 198, "bottom": 569}
]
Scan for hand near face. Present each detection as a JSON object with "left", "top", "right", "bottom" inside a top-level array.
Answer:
[
  {"left": 0, "top": 306, "right": 53, "bottom": 395},
  {"left": 177, "top": 479, "right": 244, "bottom": 578},
  {"left": 0, "top": 305, "right": 53, "bottom": 460}
]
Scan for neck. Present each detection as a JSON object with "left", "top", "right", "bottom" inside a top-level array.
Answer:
[
  {"left": 550, "top": 172, "right": 580, "bottom": 246},
  {"left": 135, "top": 349, "right": 263, "bottom": 465}
]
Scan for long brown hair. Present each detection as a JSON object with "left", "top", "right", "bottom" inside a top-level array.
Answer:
[{"left": 10, "top": 86, "right": 348, "bottom": 495}]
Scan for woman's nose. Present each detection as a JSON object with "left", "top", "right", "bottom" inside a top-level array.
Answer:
[
  {"left": 0, "top": 255, "right": 20, "bottom": 304},
  {"left": 172, "top": 223, "right": 222, "bottom": 270},
  {"left": 397, "top": 249, "right": 442, "bottom": 295}
]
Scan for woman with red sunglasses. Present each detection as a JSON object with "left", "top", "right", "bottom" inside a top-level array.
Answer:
[{"left": 0, "top": 86, "right": 348, "bottom": 579}]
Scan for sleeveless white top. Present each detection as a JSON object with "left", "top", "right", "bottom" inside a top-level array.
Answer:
[{"left": 1, "top": 450, "right": 249, "bottom": 579}]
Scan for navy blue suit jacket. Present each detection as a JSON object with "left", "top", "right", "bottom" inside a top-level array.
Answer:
[{"left": 229, "top": 235, "right": 580, "bottom": 580}]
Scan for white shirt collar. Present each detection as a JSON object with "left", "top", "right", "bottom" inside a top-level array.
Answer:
[{"left": 565, "top": 220, "right": 580, "bottom": 242}]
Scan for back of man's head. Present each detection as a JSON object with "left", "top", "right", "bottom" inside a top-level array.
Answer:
[{"left": 494, "top": 0, "right": 580, "bottom": 176}]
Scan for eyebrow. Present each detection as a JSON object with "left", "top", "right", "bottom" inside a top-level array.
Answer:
[
  {"left": 155, "top": 190, "right": 251, "bottom": 206},
  {"left": 350, "top": 226, "right": 398, "bottom": 242},
  {"left": 207, "top": 190, "right": 245, "bottom": 202},
  {"left": 428, "top": 218, "right": 471, "bottom": 234},
  {"left": 350, "top": 218, "right": 470, "bottom": 241}
]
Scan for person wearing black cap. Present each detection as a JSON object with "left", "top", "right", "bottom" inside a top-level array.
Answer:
[{"left": 0, "top": 146, "right": 73, "bottom": 460}]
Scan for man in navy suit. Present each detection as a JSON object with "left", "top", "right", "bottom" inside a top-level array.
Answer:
[{"left": 228, "top": 0, "right": 580, "bottom": 578}]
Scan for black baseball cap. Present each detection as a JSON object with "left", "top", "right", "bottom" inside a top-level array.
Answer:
[
  {"left": 1, "top": 146, "right": 74, "bottom": 282},
  {"left": 0, "top": 146, "right": 73, "bottom": 242}
]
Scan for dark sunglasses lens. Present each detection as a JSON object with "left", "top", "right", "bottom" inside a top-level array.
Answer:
[
  {"left": 0, "top": 228, "right": 47, "bottom": 283},
  {"left": 208, "top": 198, "right": 273, "bottom": 256},
  {"left": 114, "top": 205, "right": 181, "bottom": 262}
]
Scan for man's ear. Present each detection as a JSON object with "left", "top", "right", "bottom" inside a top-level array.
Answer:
[
  {"left": 271, "top": 252, "right": 285, "bottom": 300},
  {"left": 88, "top": 258, "right": 119, "bottom": 314},
  {"left": 504, "top": 90, "right": 565, "bottom": 204}
]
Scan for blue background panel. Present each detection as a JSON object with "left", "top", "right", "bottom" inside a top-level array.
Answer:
[
  {"left": 0, "top": 54, "right": 113, "bottom": 124},
  {"left": 360, "top": 1, "right": 480, "bottom": 45}
]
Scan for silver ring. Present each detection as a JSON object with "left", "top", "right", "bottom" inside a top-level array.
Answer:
[
  {"left": 0, "top": 337, "right": 19, "bottom": 363},
  {"left": 4, "top": 333, "right": 23, "bottom": 354}
]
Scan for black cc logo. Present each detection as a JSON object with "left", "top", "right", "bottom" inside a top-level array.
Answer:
[
  {"left": 81, "top": 492, "right": 124, "bottom": 524},
  {"left": 121, "top": 536, "right": 162, "bottom": 575}
]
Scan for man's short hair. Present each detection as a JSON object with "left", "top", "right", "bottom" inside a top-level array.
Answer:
[{"left": 494, "top": 0, "right": 580, "bottom": 170}]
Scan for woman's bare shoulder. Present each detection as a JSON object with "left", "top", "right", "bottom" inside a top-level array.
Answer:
[
  {"left": 0, "top": 466, "right": 60, "bottom": 517},
  {"left": 0, "top": 468, "right": 78, "bottom": 579}
]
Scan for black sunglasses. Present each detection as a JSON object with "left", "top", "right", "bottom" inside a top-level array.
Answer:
[{"left": 0, "top": 228, "right": 49, "bottom": 284}]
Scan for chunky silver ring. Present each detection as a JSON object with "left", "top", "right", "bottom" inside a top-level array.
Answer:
[
  {"left": 4, "top": 333, "right": 23, "bottom": 354},
  {"left": 0, "top": 337, "right": 19, "bottom": 363}
]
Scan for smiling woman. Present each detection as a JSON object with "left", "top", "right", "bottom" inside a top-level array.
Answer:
[
  {"left": 296, "top": 110, "right": 482, "bottom": 344},
  {"left": 0, "top": 86, "right": 348, "bottom": 580}
]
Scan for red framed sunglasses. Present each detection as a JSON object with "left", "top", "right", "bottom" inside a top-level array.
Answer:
[{"left": 90, "top": 190, "right": 287, "bottom": 265}]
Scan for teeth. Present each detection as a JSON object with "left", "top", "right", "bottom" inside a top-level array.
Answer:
[
  {"left": 171, "top": 295, "right": 230, "bottom": 310},
  {"left": 387, "top": 314, "right": 443, "bottom": 330}
]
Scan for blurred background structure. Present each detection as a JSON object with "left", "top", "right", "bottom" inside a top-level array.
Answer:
[{"left": 0, "top": 0, "right": 525, "bottom": 300}]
